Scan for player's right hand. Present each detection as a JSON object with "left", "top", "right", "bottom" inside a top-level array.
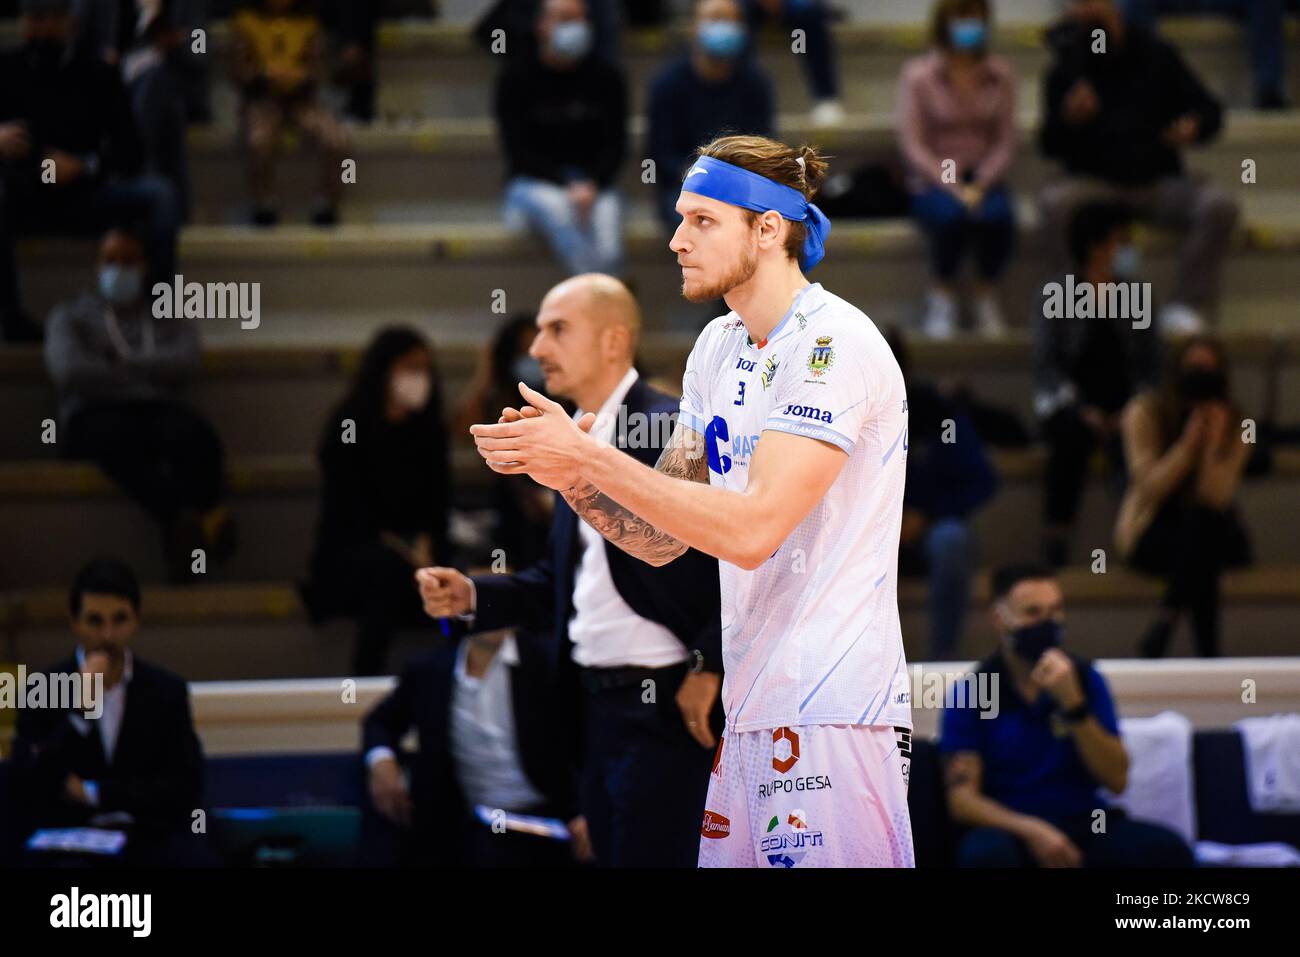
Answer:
[{"left": 415, "top": 566, "right": 473, "bottom": 619}]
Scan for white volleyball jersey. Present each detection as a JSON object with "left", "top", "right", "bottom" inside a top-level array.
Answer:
[{"left": 677, "top": 282, "right": 912, "bottom": 733}]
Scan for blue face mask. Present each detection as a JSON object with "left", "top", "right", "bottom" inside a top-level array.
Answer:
[
  {"left": 697, "top": 19, "right": 746, "bottom": 59},
  {"left": 98, "top": 264, "right": 143, "bottom": 306},
  {"left": 1007, "top": 618, "right": 1063, "bottom": 664},
  {"left": 549, "top": 20, "right": 592, "bottom": 60},
  {"left": 1111, "top": 243, "right": 1142, "bottom": 279},
  {"left": 948, "top": 18, "right": 987, "bottom": 51}
]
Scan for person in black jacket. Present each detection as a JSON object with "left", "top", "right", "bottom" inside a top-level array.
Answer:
[
  {"left": 0, "top": 0, "right": 180, "bottom": 342},
  {"left": 494, "top": 0, "right": 628, "bottom": 277},
  {"left": 1036, "top": 0, "right": 1239, "bottom": 335},
  {"left": 10, "top": 558, "right": 209, "bottom": 867},
  {"left": 418, "top": 274, "right": 723, "bottom": 868},
  {"left": 361, "top": 629, "right": 587, "bottom": 868},
  {"left": 303, "top": 327, "right": 453, "bottom": 676}
]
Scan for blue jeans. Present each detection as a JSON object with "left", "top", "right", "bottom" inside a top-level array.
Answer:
[
  {"left": 956, "top": 810, "right": 1195, "bottom": 867},
  {"left": 925, "top": 519, "right": 977, "bottom": 660},
  {"left": 911, "top": 185, "right": 1015, "bottom": 282},
  {"left": 1123, "top": 0, "right": 1288, "bottom": 101},
  {"left": 502, "top": 176, "right": 624, "bottom": 277}
]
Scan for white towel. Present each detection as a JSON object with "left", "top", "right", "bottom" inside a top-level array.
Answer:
[
  {"left": 1107, "top": 710, "right": 1197, "bottom": 844},
  {"left": 1235, "top": 714, "right": 1300, "bottom": 814}
]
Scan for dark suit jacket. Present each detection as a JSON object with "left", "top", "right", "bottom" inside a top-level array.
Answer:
[
  {"left": 361, "top": 633, "right": 577, "bottom": 865},
  {"left": 471, "top": 376, "right": 724, "bottom": 675},
  {"left": 11, "top": 656, "right": 203, "bottom": 839}
]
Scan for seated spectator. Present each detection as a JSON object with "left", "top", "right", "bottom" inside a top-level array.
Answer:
[
  {"left": 302, "top": 326, "right": 453, "bottom": 676},
  {"left": 494, "top": 0, "right": 627, "bottom": 277},
  {"left": 0, "top": 0, "right": 180, "bottom": 342},
  {"left": 886, "top": 327, "right": 999, "bottom": 660},
  {"left": 11, "top": 558, "right": 212, "bottom": 866},
  {"left": 1123, "top": 0, "right": 1291, "bottom": 109},
  {"left": 454, "top": 314, "right": 554, "bottom": 571},
  {"left": 231, "top": 0, "right": 349, "bottom": 226},
  {"left": 362, "top": 629, "right": 590, "bottom": 867},
  {"left": 741, "top": 0, "right": 843, "bottom": 126},
  {"left": 44, "top": 228, "right": 234, "bottom": 581},
  {"left": 940, "top": 563, "right": 1195, "bottom": 867},
  {"left": 123, "top": 2, "right": 199, "bottom": 223},
  {"left": 1116, "top": 334, "right": 1253, "bottom": 657},
  {"left": 897, "top": 0, "right": 1018, "bottom": 340},
  {"left": 1038, "top": 0, "right": 1239, "bottom": 334},
  {"left": 648, "top": 0, "right": 774, "bottom": 233},
  {"left": 320, "top": 0, "right": 378, "bottom": 123},
  {"left": 1034, "top": 202, "right": 1161, "bottom": 568}
]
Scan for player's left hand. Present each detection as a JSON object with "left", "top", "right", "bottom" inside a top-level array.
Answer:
[
  {"left": 470, "top": 382, "right": 596, "bottom": 490},
  {"left": 676, "top": 670, "right": 720, "bottom": 748},
  {"left": 1031, "top": 647, "right": 1085, "bottom": 710}
]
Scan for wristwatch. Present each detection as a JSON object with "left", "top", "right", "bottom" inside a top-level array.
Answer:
[{"left": 1058, "top": 701, "right": 1091, "bottom": 724}]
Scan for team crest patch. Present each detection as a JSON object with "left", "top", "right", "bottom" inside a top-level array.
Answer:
[
  {"left": 806, "top": 336, "right": 834, "bottom": 378},
  {"left": 761, "top": 356, "right": 779, "bottom": 390}
]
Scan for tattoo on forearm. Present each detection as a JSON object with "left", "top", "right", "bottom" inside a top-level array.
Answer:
[{"left": 562, "top": 424, "right": 708, "bottom": 565}]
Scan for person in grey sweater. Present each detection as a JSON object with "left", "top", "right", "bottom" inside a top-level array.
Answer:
[{"left": 43, "top": 227, "right": 234, "bottom": 579}]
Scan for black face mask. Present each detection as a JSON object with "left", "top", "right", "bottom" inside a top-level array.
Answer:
[
  {"left": 1179, "top": 368, "right": 1227, "bottom": 402},
  {"left": 1007, "top": 618, "right": 1063, "bottom": 664}
]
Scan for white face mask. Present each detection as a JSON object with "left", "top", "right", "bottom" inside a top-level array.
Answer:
[{"left": 389, "top": 370, "right": 431, "bottom": 412}]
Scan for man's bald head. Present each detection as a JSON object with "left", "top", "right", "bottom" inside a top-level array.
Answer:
[{"left": 530, "top": 274, "right": 642, "bottom": 410}]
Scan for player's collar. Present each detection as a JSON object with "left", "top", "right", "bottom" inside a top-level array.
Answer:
[{"left": 745, "top": 282, "right": 821, "bottom": 349}]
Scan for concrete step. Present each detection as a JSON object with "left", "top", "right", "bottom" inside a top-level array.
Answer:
[
  {"left": 17, "top": 204, "right": 1300, "bottom": 345},
  {"left": 1, "top": 449, "right": 1298, "bottom": 587},
  {"left": 185, "top": 111, "right": 1300, "bottom": 224},
  {"left": 4, "top": 332, "right": 1299, "bottom": 460},
  {"left": 5, "top": 565, "right": 1299, "bottom": 680}
]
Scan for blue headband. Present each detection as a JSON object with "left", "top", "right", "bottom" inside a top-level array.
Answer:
[{"left": 678, "top": 155, "right": 832, "bottom": 272}]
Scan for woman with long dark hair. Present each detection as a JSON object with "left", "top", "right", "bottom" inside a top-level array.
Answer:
[
  {"left": 303, "top": 326, "right": 452, "bottom": 675},
  {"left": 1116, "top": 334, "right": 1253, "bottom": 657}
]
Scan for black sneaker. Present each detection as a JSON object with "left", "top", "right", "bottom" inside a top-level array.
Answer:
[{"left": 252, "top": 206, "right": 279, "bottom": 227}]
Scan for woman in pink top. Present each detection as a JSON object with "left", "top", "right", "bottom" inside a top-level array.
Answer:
[{"left": 897, "top": 0, "right": 1019, "bottom": 339}]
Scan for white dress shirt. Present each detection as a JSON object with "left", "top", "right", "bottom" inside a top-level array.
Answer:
[
  {"left": 567, "top": 367, "right": 689, "bottom": 669},
  {"left": 69, "top": 647, "right": 134, "bottom": 808}
]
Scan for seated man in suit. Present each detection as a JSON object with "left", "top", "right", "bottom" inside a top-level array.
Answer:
[
  {"left": 362, "top": 628, "right": 588, "bottom": 867},
  {"left": 939, "top": 562, "right": 1194, "bottom": 867},
  {"left": 10, "top": 558, "right": 208, "bottom": 866},
  {"left": 418, "top": 273, "right": 723, "bottom": 868}
]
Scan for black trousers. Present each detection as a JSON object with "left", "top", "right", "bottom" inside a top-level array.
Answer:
[
  {"left": 1131, "top": 500, "right": 1252, "bottom": 657},
  {"left": 310, "top": 542, "right": 431, "bottom": 676},
  {"left": 578, "top": 662, "right": 715, "bottom": 868},
  {"left": 1042, "top": 405, "right": 1125, "bottom": 527},
  {"left": 65, "top": 400, "right": 225, "bottom": 526}
]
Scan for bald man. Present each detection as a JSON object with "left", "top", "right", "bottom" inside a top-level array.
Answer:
[{"left": 418, "top": 274, "right": 723, "bottom": 868}]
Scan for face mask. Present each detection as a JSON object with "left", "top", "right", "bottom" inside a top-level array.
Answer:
[
  {"left": 1111, "top": 243, "right": 1141, "bottom": 279},
  {"left": 697, "top": 19, "right": 746, "bottom": 59},
  {"left": 98, "top": 264, "right": 143, "bottom": 306},
  {"left": 948, "top": 18, "right": 987, "bottom": 51},
  {"left": 1179, "top": 367, "right": 1226, "bottom": 402},
  {"left": 389, "top": 371, "right": 431, "bottom": 412},
  {"left": 1006, "top": 618, "right": 1063, "bottom": 664},
  {"left": 549, "top": 20, "right": 592, "bottom": 60},
  {"left": 511, "top": 355, "right": 546, "bottom": 392}
]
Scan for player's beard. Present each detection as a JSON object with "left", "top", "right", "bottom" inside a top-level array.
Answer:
[{"left": 681, "top": 240, "right": 758, "bottom": 303}]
